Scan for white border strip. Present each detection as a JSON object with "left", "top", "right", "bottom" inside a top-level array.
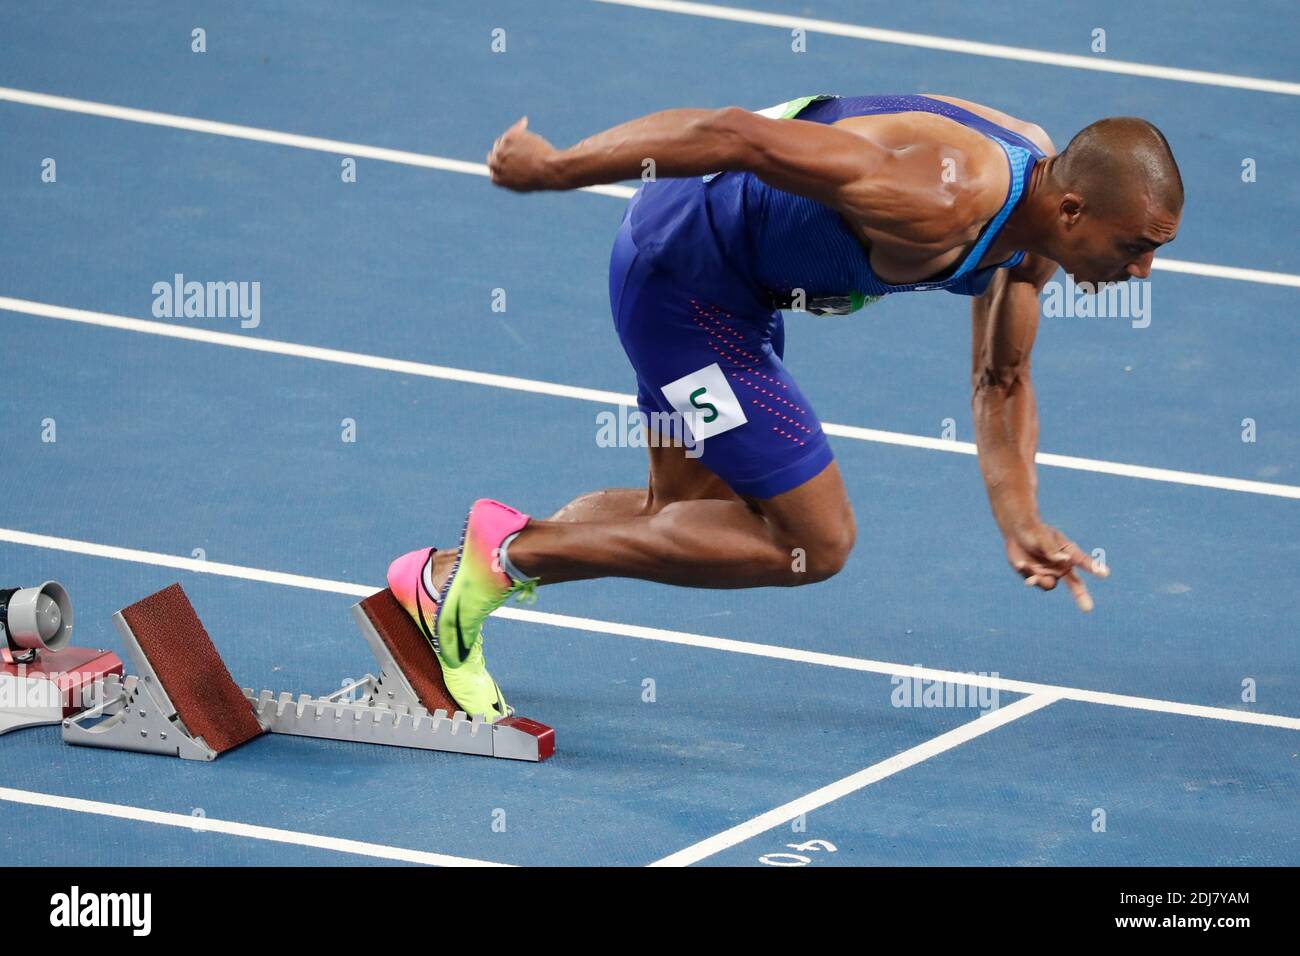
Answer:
[
  {"left": 4, "top": 295, "right": 1298, "bottom": 500},
  {"left": 0, "top": 785, "right": 509, "bottom": 867},
  {"left": 0, "top": 85, "right": 630, "bottom": 199},
  {"left": 0, "top": 85, "right": 1295, "bottom": 288},
  {"left": 1150, "top": 257, "right": 1300, "bottom": 288},
  {"left": 3, "top": 525, "right": 1297, "bottom": 732},
  {"left": 650, "top": 692, "right": 1058, "bottom": 866},
  {"left": 593, "top": 0, "right": 1300, "bottom": 96}
]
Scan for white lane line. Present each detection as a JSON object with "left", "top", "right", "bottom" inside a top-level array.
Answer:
[
  {"left": 1147, "top": 258, "right": 1300, "bottom": 289},
  {"left": 0, "top": 85, "right": 630, "bottom": 200},
  {"left": 4, "top": 295, "right": 1298, "bottom": 500},
  {"left": 501, "top": 605, "right": 1300, "bottom": 731},
  {"left": 0, "top": 786, "right": 509, "bottom": 867},
  {"left": 3, "top": 525, "right": 1298, "bottom": 732},
  {"left": 0, "top": 296, "right": 634, "bottom": 407},
  {"left": 593, "top": 0, "right": 1300, "bottom": 96},
  {"left": 0, "top": 524, "right": 377, "bottom": 599},
  {"left": 0, "top": 85, "right": 1292, "bottom": 289},
  {"left": 649, "top": 692, "right": 1059, "bottom": 866}
]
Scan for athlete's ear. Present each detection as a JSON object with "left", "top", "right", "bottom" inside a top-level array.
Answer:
[{"left": 1058, "top": 193, "right": 1085, "bottom": 228}]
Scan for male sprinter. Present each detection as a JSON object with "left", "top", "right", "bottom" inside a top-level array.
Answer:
[{"left": 387, "top": 94, "right": 1183, "bottom": 719}]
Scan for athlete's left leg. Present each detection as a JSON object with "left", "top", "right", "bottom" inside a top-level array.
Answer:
[
  {"left": 502, "top": 458, "right": 854, "bottom": 588},
  {"left": 425, "top": 439, "right": 744, "bottom": 587},
  {"left": 547, "top": 438, "right": 741, "bottom": 523}
]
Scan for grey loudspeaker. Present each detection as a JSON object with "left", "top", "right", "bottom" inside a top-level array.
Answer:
[{"left": 0, "top": 581, "right": 74, "bottom": 654}]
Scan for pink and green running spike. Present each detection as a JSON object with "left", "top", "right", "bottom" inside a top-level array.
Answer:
[
  {"left": 435, "top": 498, "right": 536, "bottom": 669},
  {"left": 386, "top": 532, "right": 519, "bottom": 722}
]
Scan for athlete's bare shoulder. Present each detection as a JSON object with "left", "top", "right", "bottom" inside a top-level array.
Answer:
[
  {"left": 828, "top": 107, "right": 1007, "bottom": 246},
  {"left": 923, "top": 94, "right": 1057, "bottom": 156},
  {"left": 923, "top": 95, "right": 1060, "bottom": 287}
]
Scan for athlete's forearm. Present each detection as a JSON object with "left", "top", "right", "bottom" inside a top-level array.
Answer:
[
  {"left": 548, "top": 108, "right": 749, "bottom": 188},
  {"left": 971, "top": 272, "right": 1044, "bottom": 535},
  {"left": 973, "top": 374, "right": 1040, "bottom": 535}
]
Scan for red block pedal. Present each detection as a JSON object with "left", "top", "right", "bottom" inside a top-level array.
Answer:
[
  {"left": 121, "top": 584, "right": 264, "bottom": 754},
  {"left": 357, "top": 589, "right": 460, "bottom": 716}
]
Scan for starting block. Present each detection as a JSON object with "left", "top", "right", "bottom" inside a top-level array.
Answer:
[
  {"left": 244, "top": 589, "right": 553, "bottom": 761},
  {"left": 63, "top": 583, "right": 267, "bottom": 759},
  {"left": 61, "top": 583, "right": 553, "bottom": 762}
]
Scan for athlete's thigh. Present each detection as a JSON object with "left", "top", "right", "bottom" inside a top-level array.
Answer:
[{"left": 750, "top": 458, "right": 853, "bottom": 546}]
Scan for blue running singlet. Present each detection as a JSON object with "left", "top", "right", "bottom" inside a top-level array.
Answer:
[{"left": 609, "top": 94, "right": 1044, "bottom": 498}]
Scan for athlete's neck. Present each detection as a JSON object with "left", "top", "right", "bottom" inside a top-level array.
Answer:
[{"left": 999, "top": 154, "right": 1061, "bottom": 261}]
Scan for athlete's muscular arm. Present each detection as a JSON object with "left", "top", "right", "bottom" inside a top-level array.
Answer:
[
  {"left": 486, "top": 110, "right": 959, "bottom": 236},
  {"left": 972, "top": 254, "right": 1108, "bottom": 611}
]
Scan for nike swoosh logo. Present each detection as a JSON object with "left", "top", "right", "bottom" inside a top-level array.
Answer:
[
  {"left": 454, "top": 605, "right": 472, "bottom": 663},
  {"left": 415, "top": 579, "right": 440, "bottom": 654}
]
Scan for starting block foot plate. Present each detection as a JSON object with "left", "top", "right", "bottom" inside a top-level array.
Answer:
[{"left": 63, "top": 584, "right": 267, "bottom": 760}]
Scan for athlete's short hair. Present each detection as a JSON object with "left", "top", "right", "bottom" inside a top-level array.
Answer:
[{"left": 1053, "top": 117, "right": 1183, "bottom": 217}]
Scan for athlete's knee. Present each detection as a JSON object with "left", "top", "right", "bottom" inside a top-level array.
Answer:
[
  {"left": 800, "top": 524, "right": 856, "bottom": 583},
  {"left": 778, "top": 508, "right": 856, "bottom": 585}
]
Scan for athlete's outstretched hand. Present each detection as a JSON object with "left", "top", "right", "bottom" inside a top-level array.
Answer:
[
  {"left": 487, "top": 117, "right": 559, "bottom": 191},
  {"left": 1003, "top": 520, "right": 1108, "bottom": 612}
]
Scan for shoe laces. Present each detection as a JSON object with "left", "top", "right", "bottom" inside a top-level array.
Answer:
[
  {"left": 479, "top": 576, "right": 538, "bottom": 625},
  {"left": 506, "top": 577, "right": 539, "bottom": 605}
]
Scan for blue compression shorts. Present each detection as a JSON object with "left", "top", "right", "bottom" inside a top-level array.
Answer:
[{"left": 608, "top": 193, "right": 834, "bottom": 499}]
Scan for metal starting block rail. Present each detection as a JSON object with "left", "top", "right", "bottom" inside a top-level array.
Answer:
[
  {"left": 243, "top": 591, "right": 554, "bottom": 761},
  {"left": 245, "top": 689, "right": 498, "bottom": 757},
  {"left": 60, "top": 584, "right": 553, "bottom": 763}
]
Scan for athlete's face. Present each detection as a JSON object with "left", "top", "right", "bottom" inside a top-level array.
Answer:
[{"left": 1054, "top": 194, "right": 1180, "bottom": 288}]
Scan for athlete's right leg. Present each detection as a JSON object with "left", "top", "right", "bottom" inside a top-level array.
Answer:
[
  {"left": 388, "top": 198, "right": 851, "bottom": 717},
  {"left": 546, "top": 488, "right": 646, "bottom": 523},
  {"left": 502, "top": 202, "right": 858, "bottom": 589},
  {"left": 387, "top": 442, "right": 850, "bottom": 719}
]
